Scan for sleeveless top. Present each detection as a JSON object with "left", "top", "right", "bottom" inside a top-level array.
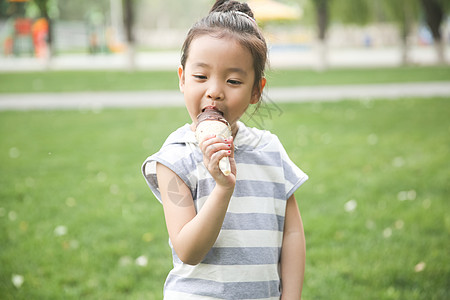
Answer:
[{"left": 142, "top": 122, "right": 308, "bottom": 299}]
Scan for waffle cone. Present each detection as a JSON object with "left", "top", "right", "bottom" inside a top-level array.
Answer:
[{"left": 195, "top": 120, "right": 232, "bottom": 176}]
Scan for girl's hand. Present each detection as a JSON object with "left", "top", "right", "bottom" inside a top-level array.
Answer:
[{"left": 199, "top": 135, "right": 236, "bottom": 189}]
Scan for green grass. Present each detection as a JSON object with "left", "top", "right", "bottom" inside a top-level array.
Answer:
[
  {"left": 1, "top": 97, "right": 449, "bottom": 299},
  {"left": 0, "top": 66, "right": 449, "bottom": 93},
  {"left": 0, "top": 70, "right": 179, "bottom": 93}
]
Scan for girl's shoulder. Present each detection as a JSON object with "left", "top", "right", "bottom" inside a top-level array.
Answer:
[
  {"left": 142, "top": 124, "right": 199, "bottom": 203},
  {"left": 161, "top": 123, "right": 196, "bottom": 148},
  {"left": 152, "top": 123, "right": 200, "bottom": 167},
  {"left": 235, "top": 122, "right": 282, "bottom": 151}
]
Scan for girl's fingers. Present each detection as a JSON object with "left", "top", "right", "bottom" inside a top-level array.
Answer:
[
  {"left": 200, "top": 136, "right": 233, "bottom": 157},
  {"left": 204, "top": 142, "right": 231, "bottom": 158},
  {"left": 210, "top": 149, "right": 231, "bottom": 163},
  {"left": 227, "top": 136, "right": 234, "bottom": 157},
  {"left": 207, "top": 150, "right": 232, "bottom": 174},
  {"left": 199, "top": 136, "right": 234, "bottom": 175}
]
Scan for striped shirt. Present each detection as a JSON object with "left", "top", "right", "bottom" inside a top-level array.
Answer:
[{"left": 142, "top": 121, "right": 308, "bottom": 299}]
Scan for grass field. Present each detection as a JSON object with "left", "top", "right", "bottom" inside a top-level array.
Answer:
[
  {"left": 0, "top": 96, "right": 448, "bottom": 299},
  {"left": 0, "top": 65, "right": 449, "bottom": 93}
]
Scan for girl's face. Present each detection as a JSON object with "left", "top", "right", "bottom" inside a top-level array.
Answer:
[{"left": 178, "top": 34, "right": 266, "bottom": 136}]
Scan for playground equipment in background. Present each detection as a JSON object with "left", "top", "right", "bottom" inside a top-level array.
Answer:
[{"left": 3, "top": 17, "right": 48, "bottom": 57}]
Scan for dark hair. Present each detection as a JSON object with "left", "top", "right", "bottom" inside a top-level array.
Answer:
[{"left": 180, "top": 0, "right": 268, "bottom": 99}]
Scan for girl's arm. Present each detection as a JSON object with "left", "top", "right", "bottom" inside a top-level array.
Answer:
[
  {"left": 280, "top": 194, "right": 306, "bottom": 299},
  {"left": 157, "top": 163, "right": 233, "bottom": 265},
  {"left": 156, "top": 135, "right": 236, "bottom": 265}
]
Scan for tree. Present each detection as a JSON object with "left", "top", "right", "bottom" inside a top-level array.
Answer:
[
  {"left": 381, "top": 0, "right": 420, "bottom": 65},
  {"left": 309, "top": 0, "right": 373, "bottom": 70},
  {"left": 57, "top": 0, "right": 109, "bottom": 21},
  {"left": 123, "top": 0, "right": 135, "bottom": 71},
  {"left": 330, "top": 0, "right": 373, "bottom": 25},
  {"left": 420, "top": 0, "right": 447, "bottom": 64},
  {"left": 311, "top": 0, "right": 331, "bottom": 70}
]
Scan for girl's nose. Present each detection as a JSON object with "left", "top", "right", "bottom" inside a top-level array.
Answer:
[{"left": 206, "top": 83, "right": 224, "bottom": 101}]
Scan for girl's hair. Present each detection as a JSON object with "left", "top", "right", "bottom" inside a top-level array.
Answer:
[{"left": 181, "top": 0, "right": 268, "bottom": 99}]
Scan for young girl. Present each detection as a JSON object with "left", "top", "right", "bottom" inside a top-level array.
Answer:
[{"left": 142, "top": 1, "right": 308, "bottom": 299}]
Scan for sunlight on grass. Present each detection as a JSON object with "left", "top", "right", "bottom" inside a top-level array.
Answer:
[{"left": 0, "top": 97, "right": 449, "bottom": 299}]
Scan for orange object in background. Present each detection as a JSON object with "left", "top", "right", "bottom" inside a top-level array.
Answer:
[
  {"left": 14, "top": 18, "right": 32, "bottom": 35},
  {"left": 32, "top": 18, "right": 49, "bottom": 58},
  {"left": 106, "top": 27, "right": 124, "bottom": 53},
  {"left": 13, "top": 18, "right": 34, "bottom": 56},
  {"left": 4, "top": 36, "right": 13, "bottom": 56}
]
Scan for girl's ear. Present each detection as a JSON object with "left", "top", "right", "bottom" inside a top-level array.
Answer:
[
  {"left": 250, "top": 77, "right": 266, "bottom": 104},
  {"left": 178, "top": 65, "right": 185, "bottom": 93}
]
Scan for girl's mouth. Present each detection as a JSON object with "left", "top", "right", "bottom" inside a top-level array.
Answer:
[{"left": 202, "top": 106, "right": 224, "bottom": 115}]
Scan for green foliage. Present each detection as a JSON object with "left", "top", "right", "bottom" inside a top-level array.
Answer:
[
  {"left": 0, "top": 97, "right": 449, "bottom": 299},
  {"left": 51, "top": 0, "right": 109, "bottom": 21},
  {"left": 299, "top": 0, "right": 417, "bottom": 28},
  {"left": 380, "top": 0, "right": 421, "bottom": 24},
  {"left": 329, "top": 0, "right": 372, "bottom": 25},
  {"left": 32, "top": 0, "right": 59, "bottom": 18}
]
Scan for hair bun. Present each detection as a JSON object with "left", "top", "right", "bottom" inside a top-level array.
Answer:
[{"left": 210, "top": 0, "right": 254, "bottom": 18}]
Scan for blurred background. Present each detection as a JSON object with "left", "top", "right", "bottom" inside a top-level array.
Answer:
[
  {"left": 0, "top": 1, "right": 449, "bottom": 300},
  {"left": 0, "top": 0, "right": 449, "bottom": 70}
]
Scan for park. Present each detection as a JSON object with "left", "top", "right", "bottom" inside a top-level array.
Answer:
[{"left": 0, "top": 0, "right": 449, "bottom": 299}]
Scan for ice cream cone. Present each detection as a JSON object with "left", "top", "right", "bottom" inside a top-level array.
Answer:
[{"left": 195, "top": 108, "right": 232, "bottom": 176}]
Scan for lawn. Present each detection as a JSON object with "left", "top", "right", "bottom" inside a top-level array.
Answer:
[
  {"left": 0, "top": 97, "right": 449, "bottom": 299},
  {"left": 0, "top": 65, "right": 449, "bottom": 93}
]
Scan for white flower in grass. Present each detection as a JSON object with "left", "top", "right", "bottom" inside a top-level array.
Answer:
[
  {"left": 9, "top": 147, "right": 20, "bottom": 159},
  {"left": 69, "top": 240, "right": 80, "bottom": 249},
  {"left": 320, "top": 133, "right": 331, "bottom": 145},
  {"left": 119, "top": 256, "right": 133, "bottom": 267},
  {"left": 383, "top": 227, "right": 392, "bottom": 238},
  {"left": 66, "top": 197, "right": 77, "bottom": 207},
  {"left": 397, "top": 191, "right": 407, "bottom": 201},
  {"left": 392, "top": 157, "right": 405, "bottom": 168},
  {"left": 12, "top": 274, "right": 24, "bottom": 288},
  {"left": 110, "top": 184, "right": 120, "bottom": 195},
  {"left": 422, "top": 199, "right": 431, "bottom": 209},
  {"left": 394, "top": 220, "right": 404, "bottom": 230},
  {"left": 135, "top": 255, "right": 148, "bottom": 267},
  {"left": 8, "top": 211, "right": 17, "bottom": 221},
  {"left": 398, "top": 190, "right": 416, "bottom": 201},
  {"left": 365, "top": 220, "right": 375, "bottom": 230},
  {"left": 367, "top": 134, "right": 378, "bottom": 145},
  {"left": 407, "top": 190, "right": 416, "bottom": 200},
  {"left": 414, "top": 262, "right": 426, "bottom": 272},
  {"left": 344, "top": 199, "right": 357, "bottom": 213},
  {"left": 54, "top": 225, "right": 68, "bottom": 236},
  {"left": 96, "top": 172, "right": 107, "bottom": 182}
]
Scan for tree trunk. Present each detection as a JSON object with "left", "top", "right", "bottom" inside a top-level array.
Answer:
[
  {"left": 123, "top": 0, "right": 135, "bottom": 71},
  {"left": 420, "top": 0, "right": 446, "bottom": 64},
  {"left": 316, "top": 0, "right": 328, "bottom": 41},
  {"left": 400, "top": 16, "right": 410, "bottom": 65},
  {"left": 434, "top": 39, "right": 445, "bottom": 64},
  {"left": 400, "top": 0, "right": 413, "bottom": 65},
  {"left": 314, "top": 0, "right": 329, "bottom": 71}
]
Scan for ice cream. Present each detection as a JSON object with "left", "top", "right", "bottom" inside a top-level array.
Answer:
[{"left": 195, "top": 107, "right": 232, "bottom": 176}]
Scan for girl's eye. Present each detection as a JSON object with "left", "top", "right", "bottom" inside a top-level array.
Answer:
[
  {"left": 228, "top": 79, "right": 242, "bottom": 85},
  {"left": 194, "top": 75, "right": 207, "bottom": 80}
]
